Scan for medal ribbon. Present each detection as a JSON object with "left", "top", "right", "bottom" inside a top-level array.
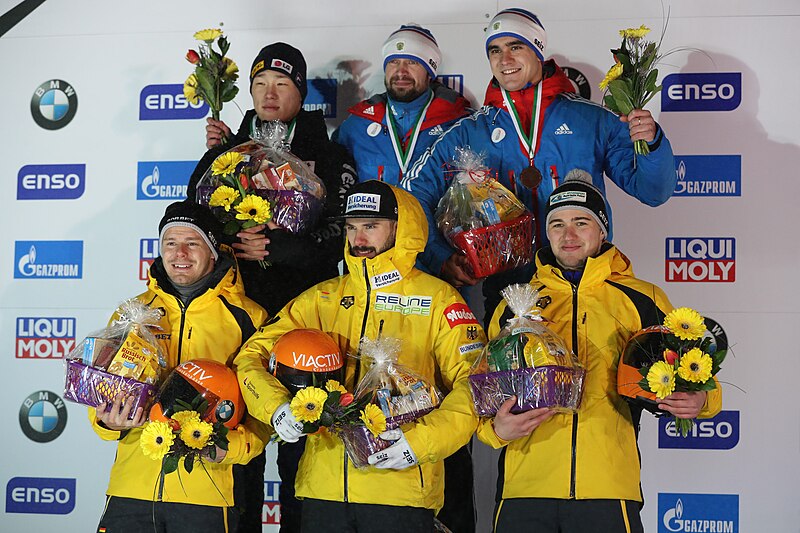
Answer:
[
  {"left": 386, "top": 91, "right": 435, "bottom": 175},
  {"left": 501, "top": 83, "right": 543, "bottom": 166}
]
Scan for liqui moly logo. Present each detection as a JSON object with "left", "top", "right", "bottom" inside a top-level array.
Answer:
[
  {"left": 140, "top": 238, "right": 158, "bottom": 280},
  {"left": 444, "top": 303, "right": 478, "bottom": 328},
  {"left": 665, "top": 238, "right": 735, "bottom": 282},
  {"left": 16, "top": 317, "right": 76, "bottom": 359},
  {"left": 263, "top": 480, "right": 280, "bottom": 524}
]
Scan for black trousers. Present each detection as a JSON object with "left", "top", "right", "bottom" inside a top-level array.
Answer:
[
  {"left": 300, "top": 498, "right": 435, "bottom": 533},
  {"left": 493, "top": 498, "right": 644, "bottom": 533},
  {"left": 97, "top": 495, "right": 239, "bottom": 533},
  {"left": 232, "top": 449, "right": 266, "bottom": 533},
  {"left": 437, "top": 444, "right": 476, "bottom": 533}
]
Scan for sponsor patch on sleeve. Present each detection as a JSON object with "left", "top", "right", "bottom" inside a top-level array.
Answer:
[
  {"left": 459, "top": 342, "right": 485, "bottom": 355},
  {"left": 444, "top": 303, "right": 478, "bottom": 328}
]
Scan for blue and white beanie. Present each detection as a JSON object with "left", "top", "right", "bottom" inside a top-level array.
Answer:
[
  {"left": 382, "top": 24, "right": 442, "bottom": 79},
  {"left": 485, "top": 8, "right": 547, "bottom": 62}
]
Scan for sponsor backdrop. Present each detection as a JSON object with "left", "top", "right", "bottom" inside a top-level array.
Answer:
[{"left": 2, "top": 1, "right": 797, "bottom": 531}]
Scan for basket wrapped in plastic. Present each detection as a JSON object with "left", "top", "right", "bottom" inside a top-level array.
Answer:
[
  {"left": 469, "top": 284, "right": 585, "bottom": 416},
  {"left": 195, "top": 121, "right": 326, "bottom": 235},
  {"left": 63, "top": 299, "right": 165, "bottom": 418},
  {"left": 435, "top": 147, "right": 534, "bottom": 278},
  {"left": 343, "top": 337, "right": 443, "bottom": 468}
]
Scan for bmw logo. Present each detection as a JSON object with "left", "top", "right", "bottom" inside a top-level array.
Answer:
[
  {"left": 30, "top": 79, "right": 78, "bottom": 130},
  {"left": 561, "top": 67, "right": 591, "bottom": 100},
  {"left": 19, "top": 390, "right": 68, "bottom": 443},
  {"left": 216, "top": 399, "right": 235, "bottom": 422}
]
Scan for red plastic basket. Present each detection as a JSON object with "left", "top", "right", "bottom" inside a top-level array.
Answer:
[{"left": 451, "top": 212, "right": 534, "bottom": 278}]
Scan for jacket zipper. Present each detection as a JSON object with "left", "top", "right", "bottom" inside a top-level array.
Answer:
[{"left": 569, "top": 282, "right": 579, "bottom": 499}]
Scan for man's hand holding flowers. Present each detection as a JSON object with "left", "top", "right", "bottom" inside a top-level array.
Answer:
[
  {"left": 658, "top": 391, "right": 707, "bottom": 419},
  {"left": 272, "top": 401, "right": 306, "bottom": 443}
]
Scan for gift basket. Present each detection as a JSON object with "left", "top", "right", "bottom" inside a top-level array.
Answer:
[
  {"left": 196, "top": 120, "right": 326, "bottom": 235},
  {"left": 340, "top": 336, "right": 443, "bottom": 468},
  {"left": 469, "top": 284, "right": 585, "bottom": 416},
  {"left": 435, "top": 147, "right": 534, "bottom": 278},
  {"left": 64, "top": 299, "right": 165, "bottom": 418}
]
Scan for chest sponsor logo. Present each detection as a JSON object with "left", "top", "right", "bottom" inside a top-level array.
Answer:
[
  {"left": 658, "top": 493, "right": 738, "bottom": 533},
  {"left": 304, "top": 78, "right": 337, "bottom": 118},
  {"left": 536, "top": 295, "right": 551, "bottom": 310},
  {"left": 16, "top": 318, "right": 76, "bottom": 359},
  {"left": 6, "top": 477, "right": 76, "bottom": 515},
  {"left": 30, "top": 79, "right": 77, "bottom": 130},
  {"left": 674, "top": 156, "right": 741, "bottom": 197},
  {"left": 662, "top": 72, "right": 741, "bottom": 112},
  {"left": 459, "top": 342, "right": 484, "bottom": 355},
  {"left": 374, "top": 293, "right": 432, "bottom": 316},
  {"left": 15, "top": 241, "right": 82, "bottom": 279},
  {"left": 659, "top": 410, "right": 739, "bottom": 450},
  {"left": 371, "top": 270, "right": 402, "bottom": 289},
  {"left": 665, "top": 238, "right": 735, "bottom": 282},
  {"left": 466, "top": 326, "right": 479, "bottom": 340},
  {"left": 340, "top": 296, "right": 355, "bottom": 309},
  {"left": 444, "top": 303, "right": 478, "bottom": 328},
  {"left": 139, "top": 84, "right": 208, "bottom": 120},
  {"left": 17, "top": 164, "right": 85, "bottom": 200},
  {"left": 137, "top": 162, "right": 193, "bottom": 200},
  {"left": 140, "top": 238, "right": 159, "bottom": 280}
]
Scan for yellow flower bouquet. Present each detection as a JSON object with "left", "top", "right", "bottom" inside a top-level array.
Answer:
[
  {"left": 184, "top": 28, "right": 239, "bottom": 121},
  {"left": 618, "top": 307, "right": 727, "bottom": 436},
  {"left": 599, "top": 24, "right": 663, "bottom": 157}
]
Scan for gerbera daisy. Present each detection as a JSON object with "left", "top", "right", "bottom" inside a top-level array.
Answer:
[
  {"left": 194, "top": 28, "right": 222, "bottom": 42},
  {"left": 183, "top": 74, "right": 199, "bottom": 105},
  {"left": 140, "top": 421, "right": 175, "bottom": 460},
  {"left": 209, "top": 185, "right": 240, "bottom": 211},
  {"left": 181, "top": 419, "right": 214, "bottom": 450},
  {"left": 235, "top": 194, "right": 271, "bottom": 224},
  {"left": 211, "top": 152, "right": 244, "bottom": 176},
  {"left": 620, "top": 25, "right": 650, "bottom": 40},
  {"left": 171, "top": 410, "right": 201, "bottom": 428},
  {"left": 664, "top": 307, "right": 706, "bottom": 341},
  {"left": 599, "top": 62, "right": 624, "bottom": 90},
  {"left": 223, "top": 57, "right": 239, "bottom": 78},
  {"left": 677, "top": 348, "right": 713, "bottom": 383},
  {"left": 290, "top": 387, "right": 328, "bottom": 423},
  {"left": 646, "top": 361, "right": 676, "bottom": 400},
  {"left": 360, "top": 404, "right": 387, "bottom": 437},
  {"left": 325, "top": 380, "right": 347, "bottom": 394}
]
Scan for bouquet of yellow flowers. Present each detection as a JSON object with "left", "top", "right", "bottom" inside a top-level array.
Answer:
[
  {"left": 618, "top": 307, "right": 726, "bottom": 436},
  {"left": 599, "top": 24, "right": 663, "bottom": 157},
  {"left": 184, "top": 28, "right": 239, "bottom": 121}
]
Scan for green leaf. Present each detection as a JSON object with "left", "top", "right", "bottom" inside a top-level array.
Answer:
[
  {"left": 637, "top": 377, "right": 651, "bottom": 391},
  {"left": 319, "top": 411, "right": 334, "bottom": 427},
  {"left": 184, "top": 454, "right": 194, "bottom": 474},
  {"left": 163, "top": 455, "right": 179, "bottom": 474},
  {"left": 208, "top": 446, "right": 217, "bottom": 461},
  {"left": 221, "top": 82, "right": 239, "bottom": 103},
  {"left": 644, "top": 69, "right": 659, "bottom": 93},
  {"left": 699, "top": 380, "right": 718, "bottom": 392},
  {"left": 608, "top": 80, "right": 634, "bottom": 115},
  {"left": 616, "top": 53, "right": 633, "bottom": 75},
  {"left": 223, "top": 220, "right": 240, "bottom": 235},
  {"left": 603, "top": 94, "right": 620, "bottom": 114}
]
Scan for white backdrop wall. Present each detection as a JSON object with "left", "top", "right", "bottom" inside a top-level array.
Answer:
[{"left": 2, "top": 1, "right": 798, "bottom": 532}]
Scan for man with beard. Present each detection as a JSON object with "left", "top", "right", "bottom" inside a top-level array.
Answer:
[
  {"left": 188, "top": 43, "right": 356, "bottom": 533},
  {"left": 403, "top": 8, "right": 676, "bottom": 325},
  {"left": 333, "top": 24, "right": 471, "bottom": 186}
]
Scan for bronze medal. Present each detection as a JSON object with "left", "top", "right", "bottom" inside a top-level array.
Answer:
[{"left": 519, "top": 165, "right": 542, "bottom": 189}]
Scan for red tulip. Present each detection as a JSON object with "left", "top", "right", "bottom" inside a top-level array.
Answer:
[
  {"left": 239, "top": 173, "right": 249, "bottom": 189},
  {"left": 663, "top": 349, "right": 679, "bottom": 365},
  {"left": 339, "top": 393, "right": 354, "bottom": 407},
  {"left": 186, "top": 50, "right": 200, "bottom": 64},
  {"left": 167, "top": 418, "right": 181, "bottom": 431}
]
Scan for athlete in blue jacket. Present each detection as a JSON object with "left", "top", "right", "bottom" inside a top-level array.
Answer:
[
  {"left": 334, "top": 24, "right": 470, "bottom": 186},
  {"left": 403, "top": 8, "right": 676, "bottom": 321}
]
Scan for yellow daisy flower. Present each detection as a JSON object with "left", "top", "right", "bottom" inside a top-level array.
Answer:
[
  {"left": 171, "top": 410, "right": 201, "bottom": 428},
  {"left": 183, "top": 73, "right": 199, "bottom": 105},
  {"left": 223, "top": 57, "right": 239, "bottom": 78},
  {"left": 194, "top": 28, "right": 222, "bottom": 42},
  {"left": 599, "top": 62, "right": 624, "bottom": 90},
  {"left": 360, "top": 404, "right": 387, "bottom": 437},
  {"left": 664, "top": 307, "right": 706, "bottom": 341},
  {"left": 325, "top": 380, "right": 347, "bottom": 394},
  {"left": 235, "top": 194, "right": 271, "bottom": 224},
  {"left": 290, "top": 387, "right": 328, "bottom": 423},
  {"left": 181, "top": 418, "right": 214, "bottom": 450},
  {"left": 677, "top": 348, "right": 713, "bottom": 383},
  {"left": 619, "top": 25, "right": 650, "bottom": 39},
  {"left": 140, "top": 421, "right": 175, "bottom": 460},
  {"left": 646, "top": 361, "right": 676, "bottom": 400},
  {"left": 211, "top": 152, "right": 244, "bottom": 176},
  {"left": 209, "top": 186, "right": 240, "bottom": 211}
]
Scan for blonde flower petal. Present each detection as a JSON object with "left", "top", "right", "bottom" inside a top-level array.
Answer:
[
  {"left": 599, "top": 62, "right": 624, "bottom": 90},
  {"left": 183, "top": 73, "right": 199, "bottom": 105},
  {"left": 360, "top": 404, "right": 387, "bottom": 437},
  {"left": 619, "top": 25, "right": 650, "bottom": 39},
  {"left": 664, "top": 307, "right": 706, "bottom": 341},
  {"left": 140, "top": 421, "right": 175, "bottom": 460},
  {"left": 325, "top": 380, "right": 347, "bottom": 394},
  {"left": 290, "top": 387, "right": 328, "bottom": 423},
  {"left": 677, "top": 348, "right": 713, "bottom": 383},
  {"left": 209, "top": 185, "right": 240, "bottom": 211},
  {"left": 194, "top": 28, "right": 222, "bottom": 42},
  {"left": 224, "top": 57, "right": 239, "bottom": 78},
  {"left": 646, "top": 361, "right": 676, "bottom": 400},
  {"left": 235, "top": 194, "right": 271, "bottom": 224},
  {"left": 171, "top": 410, "right": 201, "bottom": 427},
  {"left": 181, "top": 419, "right": 214, "bottom": 450},
  {"left": 211, "top": 152, "right": 245, "bottom": 176}
]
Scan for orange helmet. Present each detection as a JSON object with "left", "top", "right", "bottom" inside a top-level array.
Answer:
[
  {"left": 617, "top": 325, "right": 671, "bottom": 413},
  {"left": 269, "top": 329, "right": 344, "bottom": 394},
  {"left": 150, "top": 359, "right": 244, "bottom": 429}
]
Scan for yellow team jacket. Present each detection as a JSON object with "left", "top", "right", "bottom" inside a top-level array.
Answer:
[
  {"left": 480, "top": 244, "right": 723, "bottom": 502},
  {"left": 88, "top": 253, "right": 270, "bottom": 507},
  {"left": 234, "top": 186, "right": 487, "bottom": 511}
]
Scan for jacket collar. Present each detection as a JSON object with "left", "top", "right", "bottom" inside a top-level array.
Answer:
[
  {"left": 148, "top": 247, "right": 242, "bottom": 306},
  {"left": 535, "top": 243, "right": 632, "bottom": 289},
  {"left": 347, "top": 82, "right": 470, "bottom": 129},
  {"left": 482, "top": 59, "right": 575, "bottom": 109}
]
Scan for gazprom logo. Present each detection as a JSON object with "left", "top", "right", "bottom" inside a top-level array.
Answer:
[
  {"left": 659, "top": 411, "right": 740, "bottom": 450},
  {"left": 6, "top": 477, "right": 76, "bottom": 515},
  {"left": 658, "top": 493, "right": 738, "bottom": 533},
  {"left": 674, "top": 156, "right": 741, "bottom": 197},
  {"left": 137, "top": 162, "right": 193, "bottom": 200},
  {"left": 14, "top": 241, "right": 83, "bottom": 279},
  {"left": 139, "top": 84, "right": 208, "bottom": 120},
  {"left": 662, "top": 73, "right": 741, "bottom": 112},
  {"left": 17, "top": 164, "right": 85, "bottom": 200},
  {"left": 304, "top": 79, "right": 337, "bottom": 118},
  {"left": 665, "top": 238, "right": 735, "bottom": 283},
  {"left": 140, "top": 238, "right": 159, "bottom": 280},
  {"left": 435, "top": 74, "right": 465, "bottom": 96}
]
